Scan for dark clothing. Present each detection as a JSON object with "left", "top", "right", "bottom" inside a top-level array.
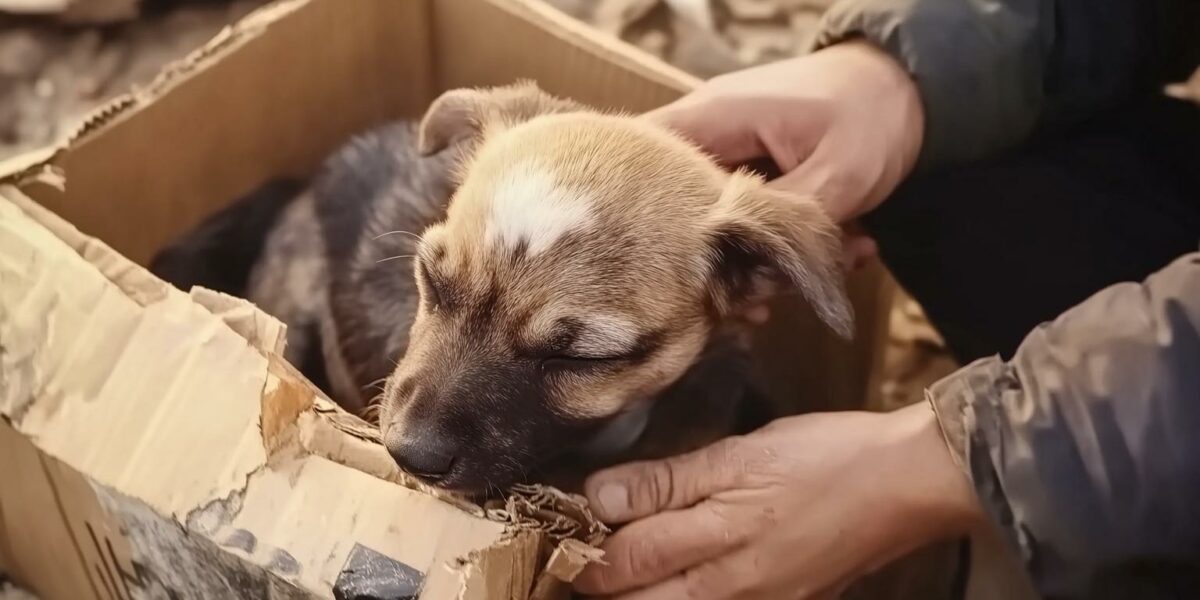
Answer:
[
  {"left": 865, "top": 93, "right": 1200, "bottom": 363},
  {"left": 816, "top": 0, "right": 1200, "bottom": 171},
  {"left": 811, "top": 0, "right": 1200, "bottom": 597},
  {"left": 929, "top": 251, "right": 1200, "bottom": 599}
]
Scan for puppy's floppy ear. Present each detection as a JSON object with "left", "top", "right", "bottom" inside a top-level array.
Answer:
[
  {"left": 417, "top": 80, "right": 583, "bottom": 155},
  {"left": 705, "top": 171, "right": 854, "bottom": 339}
]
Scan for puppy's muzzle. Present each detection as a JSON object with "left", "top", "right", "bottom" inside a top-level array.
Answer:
[{"left": 385, "top": 425, "right": 457, "bottom": 482}]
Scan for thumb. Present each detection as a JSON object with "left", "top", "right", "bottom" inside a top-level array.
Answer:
[
  {"left": 643, "top": 97, "right": 768, "bottom": 167},
  {"left": 584, "top": 437, "right": 744, "bottom": 524}
]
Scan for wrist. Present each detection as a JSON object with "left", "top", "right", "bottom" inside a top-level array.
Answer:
[
  {"left": 821, "top": 39, "right": 926, "bottom": 207},
  {"left": 884, "top": 402, "right": 985, "bottom": 540}
]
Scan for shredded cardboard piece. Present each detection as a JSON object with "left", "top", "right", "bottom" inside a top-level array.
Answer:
[
  {"left": 487, "top": 485, "right": 610, "bottom": 547},
  {"left": 528, "top": 539, "right": 606, "bottom": 599}
]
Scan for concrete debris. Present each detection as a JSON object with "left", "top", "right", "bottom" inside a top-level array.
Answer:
[
  {"left": 543, "top": 0, "right": 830, "bottom": 71},
  {"left": 0, "top": 0, "right": 140, "bottom": 25},
  {"left": 0, "top": 0, "right": 266, "bottom": 159}
]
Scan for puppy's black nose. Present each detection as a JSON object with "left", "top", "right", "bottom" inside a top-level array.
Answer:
[{"left": 386, "top": 429, "right": 457, "bottom": 480}]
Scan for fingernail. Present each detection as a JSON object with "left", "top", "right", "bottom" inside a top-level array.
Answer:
[{"left": 595, "top": 482, "right": 630, "bottom": 520}]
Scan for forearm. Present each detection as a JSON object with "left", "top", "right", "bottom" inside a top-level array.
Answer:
[{"left": 927, "top": 251, "right": 1200, "bottom": 597}]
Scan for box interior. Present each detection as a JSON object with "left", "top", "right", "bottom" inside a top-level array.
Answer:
[{"left": 20, "top": 0, "right": 885, "bottom": 440}]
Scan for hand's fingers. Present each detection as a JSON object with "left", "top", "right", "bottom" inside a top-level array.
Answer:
[
  {"left": 585, "top": 437, "right": 744, "bottom": 523},
  {"left": 574, "top": 501, "right": 745, "bottom": 595},
  {"left": 609, "top": 548, "right": 782, "bottom": 600},
  {"left": 763, "top": 130, "right": 876, "bottom": 226},
  {"left": 643, "top": 97, "right": 768, "bottom": 167}
]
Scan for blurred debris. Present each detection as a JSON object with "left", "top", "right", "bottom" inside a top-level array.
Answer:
[
  {"left": 876, "top": 296, "right": 958, "bottom": 412},
  {"left": 0, "top": 0, "right": 140, "bottom": 25},
  {"left": 543, "top": 0, "right": 834, "bottom": 72},
  {"left": 0, "top": 0, "right": 265, "bottom": 159},
  {"left": 0, "top": 576, "right": 38, "bottom": 600}
]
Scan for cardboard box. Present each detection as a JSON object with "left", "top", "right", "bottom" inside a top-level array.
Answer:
[{"left": 0, "top": 0, "right": 894, "bottom": 598}]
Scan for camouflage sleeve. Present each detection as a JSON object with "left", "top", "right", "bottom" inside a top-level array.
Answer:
[{"left": 927, "top": 251, "right": 1200, "bottom": 597}]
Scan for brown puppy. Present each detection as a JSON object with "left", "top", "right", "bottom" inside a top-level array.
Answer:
[{"left": 379, "top": 82, "right": 852, "bottom": 494}]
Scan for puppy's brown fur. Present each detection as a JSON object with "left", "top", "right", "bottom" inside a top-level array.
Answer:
[{"left": 380, "top": 82, "right": 851, "bottom": 493}]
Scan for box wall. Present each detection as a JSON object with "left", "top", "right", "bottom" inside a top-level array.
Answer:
[
  {"left": 0, "top": 422, "right": 98, "bottom": 599},
  {"left": 56, "top": 0, "right": 436, "bottom": 266},
  {"left": 431, "top": 0, "right": 696, "bottom": 112}
]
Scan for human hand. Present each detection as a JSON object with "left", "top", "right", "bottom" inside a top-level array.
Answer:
[
  {"left": 574, "top": 403, "right": 982, "bottom": 599},
  {"left": 645, "top": 40, "right": 924, "bottom": 272}
]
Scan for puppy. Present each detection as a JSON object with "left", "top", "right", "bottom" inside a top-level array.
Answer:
[
  {"left": 151, "top": 82, "right": 852, "bottom": 497},
  {"left": 380, "top": 82, "right": 852, "bottom": 494}
]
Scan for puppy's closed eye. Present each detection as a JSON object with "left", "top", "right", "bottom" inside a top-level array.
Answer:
[
  {"left": 540, "top": 352, "right": 630, "bottom": 374},
  {"left": 536, "top": 316, "right": 641, "bottom": 373}
]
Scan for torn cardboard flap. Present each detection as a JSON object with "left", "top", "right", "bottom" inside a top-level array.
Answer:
[{"left": 0, "top": 187, "right": 604, "bottom": 599}]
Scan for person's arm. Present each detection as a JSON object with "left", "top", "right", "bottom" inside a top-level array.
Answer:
[
  {"left": 815, "top": 0, "right": 1172, "bottom": 169},
  {"left": 929, "top": 251, "right": 1200, "bottom": 597}
]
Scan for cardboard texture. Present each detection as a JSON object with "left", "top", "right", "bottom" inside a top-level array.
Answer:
[{"left": 0, "top": 0, "right": 894, "bottom": 598}]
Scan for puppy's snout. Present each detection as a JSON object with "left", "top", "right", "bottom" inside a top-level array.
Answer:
[{"left": 386, "top": 427, "right": 458, "bottom": 481}]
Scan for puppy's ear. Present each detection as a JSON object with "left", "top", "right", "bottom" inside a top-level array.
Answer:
[
  {"left": 705, "top": 171, "right": 854, "bottom": 339},
  {"left": 417, "top": 81, "right": 583, "bottom": 155}
]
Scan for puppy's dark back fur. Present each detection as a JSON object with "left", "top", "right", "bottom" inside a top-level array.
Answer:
[{"left": 150, "top": 178, "right": 306, "bottom": 297}]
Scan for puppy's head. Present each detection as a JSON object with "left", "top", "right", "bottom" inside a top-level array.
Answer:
[{"left": 380, "top": 82, "right": 851, "bottom": 494}]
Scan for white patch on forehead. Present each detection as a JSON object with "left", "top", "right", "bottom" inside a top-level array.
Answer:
[
  {"left": 485, "top": 162, "right": 595, "bottom": 256},
  {"left": 572, "top": 314, "right": 639, "bottom": 357}
]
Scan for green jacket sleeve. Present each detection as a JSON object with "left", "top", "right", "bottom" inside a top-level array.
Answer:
[
  {"left": 814, "top": 0, "right": 1182, "bottom": 170},
  {"left": 927, "top": 251, "right": 1200, "bottom": 598}
]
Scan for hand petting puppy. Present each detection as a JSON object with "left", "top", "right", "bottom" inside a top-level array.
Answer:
[
  {"left": 574, "top": 404, "right": 982, "bottom": 600},
  {"left": 643, "top": 40, "right": 925, "bottom": 274}
]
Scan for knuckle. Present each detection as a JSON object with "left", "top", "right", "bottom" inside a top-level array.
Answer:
[
  {"left": 701, "top": 501, "right": 749, "bottom": 547},
  {"left": 627, "top": 461, "right": 673, "bottom": 514},
  {"left": 683, "top": 561, "right": 741, "bottom": 600},
  {"left": 709, "top": 436, "right": 753, "bottom": 487},
  {"left": 623, "top": 537, "right": 667, "bottom": 577},
  {"left": 655, "top": 457, "right": 679, "bottom": 507}
]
